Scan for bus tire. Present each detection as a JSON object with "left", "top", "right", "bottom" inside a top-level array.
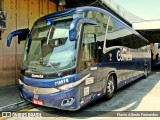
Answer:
[
  {"left": 104, "top": 74, "right": 115, "bottom": 100},
  {"left": 144, "top": 66, "right": 148, "bottom": 78}
]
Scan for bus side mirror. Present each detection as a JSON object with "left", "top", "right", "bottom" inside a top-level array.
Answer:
[{"left": 7, "top": 28, "right": 30, "bottom": 47}]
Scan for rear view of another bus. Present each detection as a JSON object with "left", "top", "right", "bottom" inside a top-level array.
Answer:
[{"left": 150, "top": 43, "right": 160, "bottom": 66}]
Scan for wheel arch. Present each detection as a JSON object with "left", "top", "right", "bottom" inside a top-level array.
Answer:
[
  {"left": 103, "top": 70, "right": 118, "bottom": 100},
  {"left": 107, "top": 71, "right": 118, "bottom": 90}
]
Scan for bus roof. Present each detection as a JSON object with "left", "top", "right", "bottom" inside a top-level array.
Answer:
[
  {"left": 35, "top": 6, "right": 146, "bottom": 41},
  {"left": 37, "top": 8, "right": 76, "bottom": 21},
  {"left": 37, "top": 6, "right": 123, "bottom": 24}
]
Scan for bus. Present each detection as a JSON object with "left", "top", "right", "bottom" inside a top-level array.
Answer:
[
  {"left": 7, "top": 6, "right": 151, "bottom": 111},
  {"left": 150, "top": 43, "right": 160, "bottom": 67}
]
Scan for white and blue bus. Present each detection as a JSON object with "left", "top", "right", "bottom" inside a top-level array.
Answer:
[{"left": 7, "top": 6, "right": 151, "bottom": 110}]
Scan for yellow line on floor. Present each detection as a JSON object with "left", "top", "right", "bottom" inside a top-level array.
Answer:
[
  {"left": 17, "top": 104, "right": 36, "bottom": 112},
  {"left": 0, "top": 104, "right": 37, "bottom": 120}
]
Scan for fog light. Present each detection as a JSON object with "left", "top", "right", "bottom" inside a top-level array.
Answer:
[{"left": 61, "top": 98, "right": 74, "bottom": 106}]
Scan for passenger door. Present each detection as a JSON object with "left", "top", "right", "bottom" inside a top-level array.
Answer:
[{"left": 78, "top": 24, "right": 103, "bottom": 104}]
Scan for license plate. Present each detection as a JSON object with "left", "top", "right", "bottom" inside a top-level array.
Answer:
[{"left": 32, "top": 99, "right": 44, "bottom": 106}]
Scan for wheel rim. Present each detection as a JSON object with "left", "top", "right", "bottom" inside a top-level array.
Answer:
[{"left": 107, "top": 76, "right": 115, "bottom": 94}]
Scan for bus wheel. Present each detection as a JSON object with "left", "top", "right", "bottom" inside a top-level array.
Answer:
[
  {"left": 104, "top": 74, "right": 115, "bottom": 100},
  {"left": 144, "top": 66, "right": 148, "bottom": 78}
]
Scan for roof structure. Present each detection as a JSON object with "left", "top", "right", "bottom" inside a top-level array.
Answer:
[
  {"left": 133, "top": 20, "right": 160, "bottom": 43},
  {"left": 50, "top": 0, "right": 143, "bottom": 26},
  {"left": 133, "top": 20, "right": 160, "bottom": 30},
  {"left": 98, "top": 0, "right": 143, "bottom": 23},
  {"left": 50, "top": 0, "right": 160, "bottom": 43}
]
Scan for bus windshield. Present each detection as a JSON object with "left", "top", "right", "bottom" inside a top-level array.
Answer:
[{"left": 23, "top": 17, "right": 77, "bottom": 74}]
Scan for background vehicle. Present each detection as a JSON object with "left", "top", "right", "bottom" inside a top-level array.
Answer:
[
  {"left": 7, "top": 6, "right": 151, "bottom": 110},
  {"left": 150, "top": 43, "right": 160, "bottom": 67}
]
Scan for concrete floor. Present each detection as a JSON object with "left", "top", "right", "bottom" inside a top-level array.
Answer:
[
  {"left": 2, "top": 70, "right": 160, "bottom": 120},
  {"left": 0, "top": 85, "right": 22, "bottom": 108}
]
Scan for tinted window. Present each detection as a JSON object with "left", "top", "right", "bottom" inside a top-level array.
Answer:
[
  {"left": 105, "top": 17, "right": 124, "bottom": 47},
  {"left": 105, "top": 17, "right": 148, "bottom": 49},
  {"left": 86, "top": 11, "right": 110, "bottom": 42}
]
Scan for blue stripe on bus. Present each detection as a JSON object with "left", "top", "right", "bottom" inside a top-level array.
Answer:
[{"left": 20, "top": 73, "right": 80, "bottom": 88}]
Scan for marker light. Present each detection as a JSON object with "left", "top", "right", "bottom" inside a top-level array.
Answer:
[
  {"left": 69, "top": 29, "right": 77, "bottom": 41},
  {"left": 47, "top": 19, "right": 52, "bottom": 26}
]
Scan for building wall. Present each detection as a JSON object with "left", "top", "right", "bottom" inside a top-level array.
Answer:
[{"left": 0, "top": 0, "right": 57, "bottom": 86}]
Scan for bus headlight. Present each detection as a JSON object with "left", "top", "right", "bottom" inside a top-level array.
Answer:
[
  {"left": 58, "top": 79, "right": 82, "bottom": 91},
  {"left": 19, "top": 79, "right": 24, "bottom": 85},
  {"left": 58, "top": 74, "right": 91, "bottom": 91},
  {"left": 58, "top": 83, "right": 76, "bottom": 91}
]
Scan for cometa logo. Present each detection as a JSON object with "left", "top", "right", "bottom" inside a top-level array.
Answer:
[
  {"left": 117, "top": 50, "right": 132, "bottom": 61},
  {"left": 31, "top": 74, "right": 44, "bottom": 78}
]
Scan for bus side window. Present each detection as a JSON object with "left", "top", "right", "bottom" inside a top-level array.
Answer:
[
  {"left": 82, "top": 33, "right": 96, "bottom": 61},
  {"left": 80, "top": 25, "right": 97, "bottom": 70}
]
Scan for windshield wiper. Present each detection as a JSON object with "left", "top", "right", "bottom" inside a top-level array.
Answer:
[
  {"left": 21, "top": 67, "right": 28, "bottom": 73},
  {"left": 48, "top": 62, "right": 62, "bottom": 77},
  {"left": 40, "top": 58, "right": 62, "bottom": 77},
  {"left": 21, "top": 66, "right": 37, "bottom": 72}
]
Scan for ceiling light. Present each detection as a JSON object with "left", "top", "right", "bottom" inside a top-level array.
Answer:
[{"left": 59, "top": 0, "right": 66, "bottom": 6}]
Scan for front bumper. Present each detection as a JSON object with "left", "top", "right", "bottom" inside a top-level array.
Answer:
[{"left": 19, "top": 85, "right": 80, "bottom": 111}]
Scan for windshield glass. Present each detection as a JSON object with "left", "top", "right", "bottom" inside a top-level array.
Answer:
[{"left": 23, "top": 17, "right": 76, "bottom": 74}]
